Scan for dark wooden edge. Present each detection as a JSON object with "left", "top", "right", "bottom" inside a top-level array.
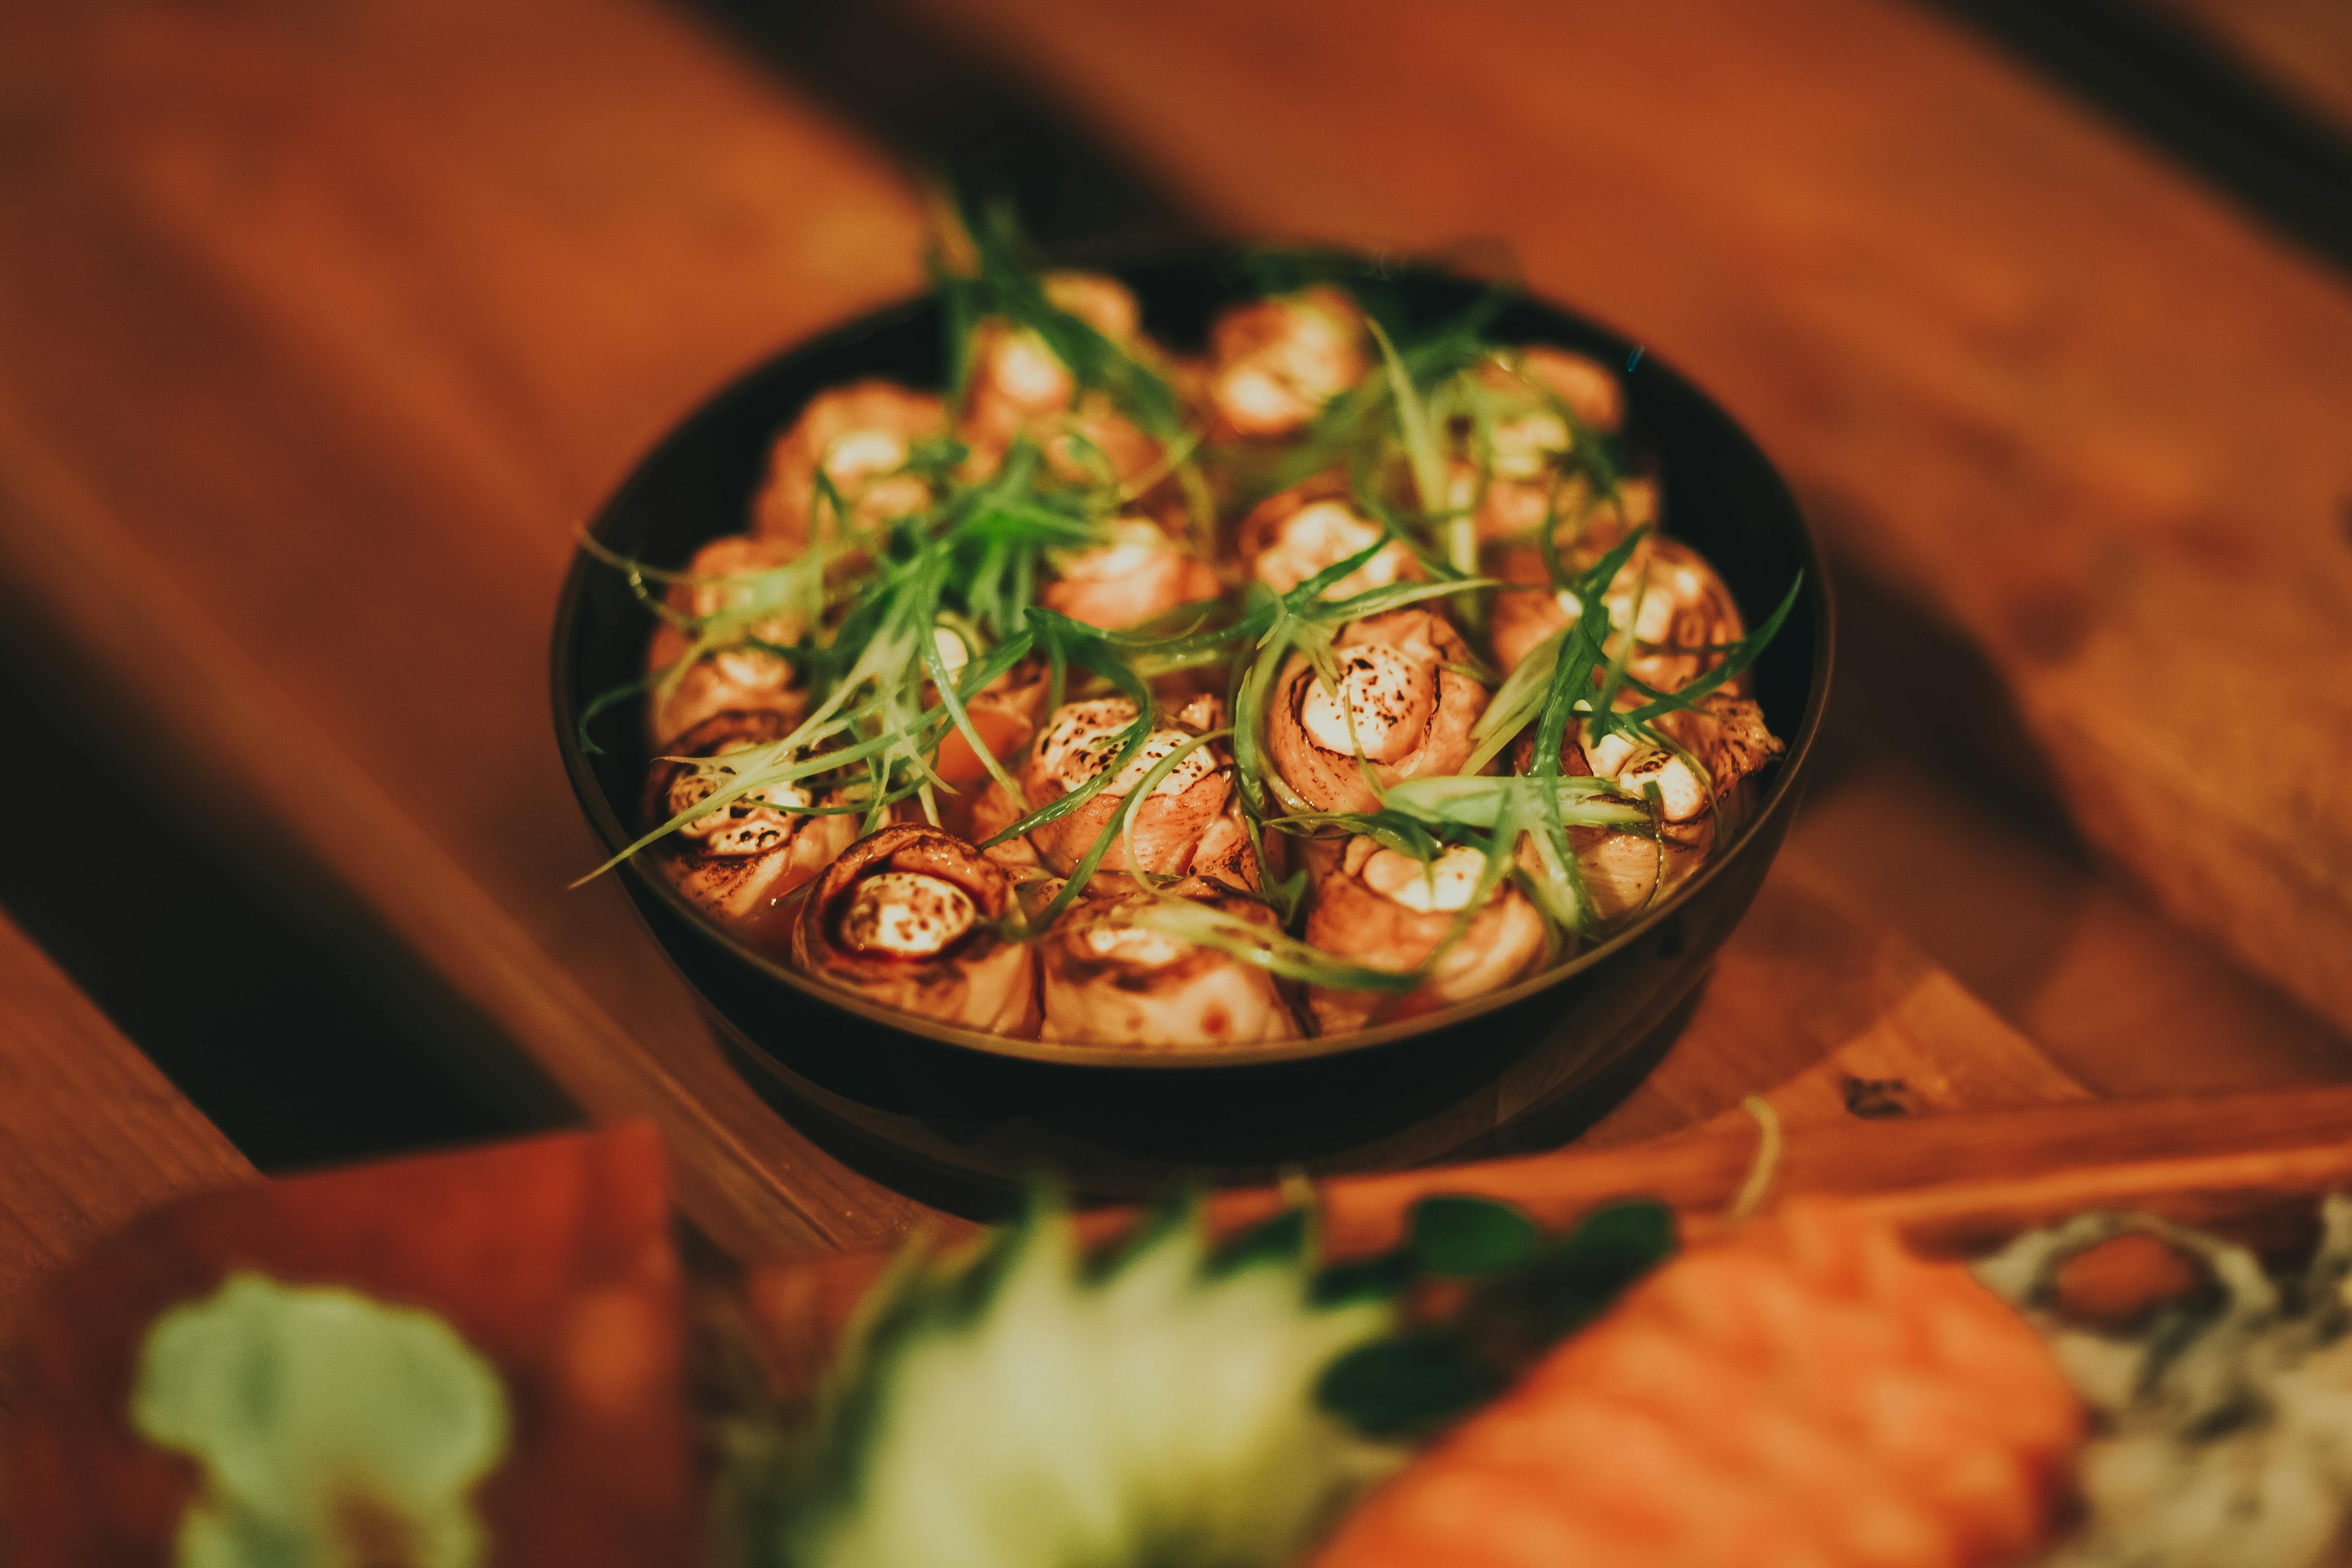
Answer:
[{"left": 742, "top": 1085, "right": 2352, "bottom": 1397}]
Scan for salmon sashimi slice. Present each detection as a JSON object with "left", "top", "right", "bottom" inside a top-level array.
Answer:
[{"left": 1313, "top": 1200, "right": 2084, "bottom": 1568}]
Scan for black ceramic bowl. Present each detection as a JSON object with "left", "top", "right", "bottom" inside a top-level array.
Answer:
[{"left": 553, "top": 251, "right": 1832, "bottom": 1215}]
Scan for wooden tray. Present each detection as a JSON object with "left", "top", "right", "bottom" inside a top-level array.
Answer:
[{"left": 743, "top": 1084, "right": 2352, "bottom": 1397}]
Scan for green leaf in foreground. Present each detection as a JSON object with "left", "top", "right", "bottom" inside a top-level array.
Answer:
[
  {"left": 1406, "top": 1196, "right": 1540, "bottom": 1277},
  {"left": 1313, "top": 1334, "right": 1508, "bottom": 1447},
  {"left": 132, "top": 1272, "right": 510, "bottom": 1568},
  {"left": 1316, "top": 1200, "right": 1675, "bottom": 1442}
]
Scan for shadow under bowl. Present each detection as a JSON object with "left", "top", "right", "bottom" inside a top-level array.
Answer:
[{"left": 552, "top": 250, "right": 1833, "bottom": 1217}]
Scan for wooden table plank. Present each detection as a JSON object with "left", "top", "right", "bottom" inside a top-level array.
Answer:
[
  {"left": 917, "top": 0, "right": 2352, "bottom": 1045},
  {"left": 1795, "top": 754, "right": 2352, "bottom": 1097},
  {"left": 0, "top": 0, "right": 2205, "bottom": 1262},
  {"left": 1587, "top": 852, "right": 2090, "bottom": 1149},
  {"left": 0, "top": 914, "right": 253, "bottom": 1413},
  {"left": 0, "top": 0, "right": 938, "bottom": 1259},
  {"left": 0, "top": 388, "right": 2084, "bottom": 1231},
  {"left": 0, "top": 362, "right": 928, "bottom": 1264}
]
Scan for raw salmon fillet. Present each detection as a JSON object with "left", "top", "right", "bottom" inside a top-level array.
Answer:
[{"left": 1315, "top": 1201, "right": 2084, "bottom": 1568}]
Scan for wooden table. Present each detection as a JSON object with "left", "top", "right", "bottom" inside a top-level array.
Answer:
[
  {"left": 0, "top": 915, "right": 252, "bottom": 1416},
  {"left": 0, "top": 915, "right": 246, "bottom": 1542},
  {"left": 913, "top": 0, "right": 2352, "bottom": 1041},
  {"left": 0, "top": 0, "right": 2344, "bottom": 1260}
]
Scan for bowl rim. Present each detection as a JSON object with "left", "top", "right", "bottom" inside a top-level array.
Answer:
[{"left": 550, "top": 249, "right": 1835, "bottom": 1071}]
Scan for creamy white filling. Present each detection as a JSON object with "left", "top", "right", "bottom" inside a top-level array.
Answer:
[
  {"left": 932, "top": 626, "right": 972, "bottom": 680},
  {"left": 821, "top": 429, "right": 910, "bottom": 488},
  {"left": 989, "top": 330, "right": 1072, "bottom": 409},
  {"left": 1299, "top": 643, "right": 1433, "bottom": 762},
  {"left": 1035, "top": 697, "right": 1141, "bottom": 788},
  {"left": 1255, "top": 501, "right": 1402, "bottom": 600},
  {"left": 841, "top": 871, "right": 977, "bottom": 958},
  {"left": 1583, "top": 729, "right": 1638, "bottom": 777},
  {"left": 1601, "top": 564, "right": 1698, "bottom": 645},
  {"left": 1080, "top": 920, "right": 1191, "bottom": 970},
  {"left": 1214, "top": 363, "right": 1304, "bottom": 428},
  {"left": 1056, "top": 520, "right": 1169, "bottom": 583},
  {"left": 706, "top": 646, "right": 795, "bottom": 688},
  {"left": 1106, "top": 730, "right": 1220, "bottom": 796},
  {"left": 1489, "top": 410, "right": 1572, "bottom": 481},
  {"left": 669, "top": 749, "right": 814, "bottom": 853},
  {"left": 1174, "top": 692, "right": 1225, "bottom": 733},
  {"left": 1036, "top": 700, "right": 1218, "bottom": 797},
  {"left": 1265, "top": 298, "right": 1356, "bottom": 385},
  {"left": 1616, "top": 748, "right": 1709, "bottom": 821},
  {"left": 1360, "top": 843, "right": 1488, "bottom": 914}
]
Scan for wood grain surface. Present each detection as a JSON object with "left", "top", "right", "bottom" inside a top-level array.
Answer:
[
  {"left": 0, "top": 0, "right": 2340, "bottom": 1268},
  {"left": 0, "top": 915, "right": 252, "bottom": 1415},
  {"left": 0, "top": 0, "right": 939, "bottom": 1260},
  {"left": 917, "top": 0, "right": 2352, "bottom": 1042},
  {"left": 1583, "top": 851, "right": 2090, "bottom": 1148}
]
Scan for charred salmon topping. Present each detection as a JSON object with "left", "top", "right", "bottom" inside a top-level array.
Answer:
[
  {"left": 839, "top": 871, "right": 979, "bottom": 959},
  {"left": 1299, "top": 643, "right": 1435, "bottom": 762}
]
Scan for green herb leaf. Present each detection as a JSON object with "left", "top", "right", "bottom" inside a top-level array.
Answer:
[
  {"left": 1382, "top": 775, "right": 1650, "bottom": 831},
  {"left": 1127, "top": 900, "right": 1418, "bottom": 993},
  {"left": 1316, "top": 1200, "right": 1677, "bottom": 1443},
  {"left": 1406, "top": 1196, "right": 1541, "bottom": 1277},
  {"left": 1619, "top": 572, "right": 1803, "bottom": 724},
  {"left": 1314, "top": 1333, "right": 1507, "bottom": 1443}
]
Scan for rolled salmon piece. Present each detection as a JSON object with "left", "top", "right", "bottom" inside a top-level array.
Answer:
[
  {"left": 956, "top": 272, "right": 1162, "bottom": 487},
  {"left": 640, "top": 711, "right": 858, "bottom": 940},
  {"left": 1498, "top": 343, "right": 1627, "bottom": 434},
  {"left": 1266, "top": 608, "right": 1488, "bottom": 816},
  {"left": 753, "top": 381, "right": 946, "bottom": 550},
  {"left": 793, "top": 825, "right": 1039, "bottom": 1035},
  {"left": 1505, "top": 708, "right": 1766, "bottom": 924},
  {"left": 1446, "top": 346, "right": 1633, "bottom": 548},
  {"left": 1237, "top": 478, "right": 1421, "bottom": 603},
  {"left": 1611, "top": 695, "right": 1784, "bottom": 823},
  {"left": 1204, "top": 285, "right": 1369, "bottom": 440},
  {"left": 1014, "top": 696, "right": 1239, "bottom": 882},
  {"left": 1483, "top": 474, "right": 1659, "bottom": 673},
  {"left": 1489, "top": 523, "right": 1742, "bottom": 696},
  {"left": 1037, "top": 894, "right": 1299, "bottom": 1049},
  {"left": 1524, "top": 818, "right": 1716, "bottom": 927},
  {"left": 1040, "top": 515, "right": 1222, "bottom": 631},
  {"left": 1303, "top": 835, "right": 1545, "bottom": 1034},
  {"left": 968, "top": 748, "right": 1270, "bottom": 901},
  {"left": 643, "top": 534, "right": 808, "bottom": 748}
]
